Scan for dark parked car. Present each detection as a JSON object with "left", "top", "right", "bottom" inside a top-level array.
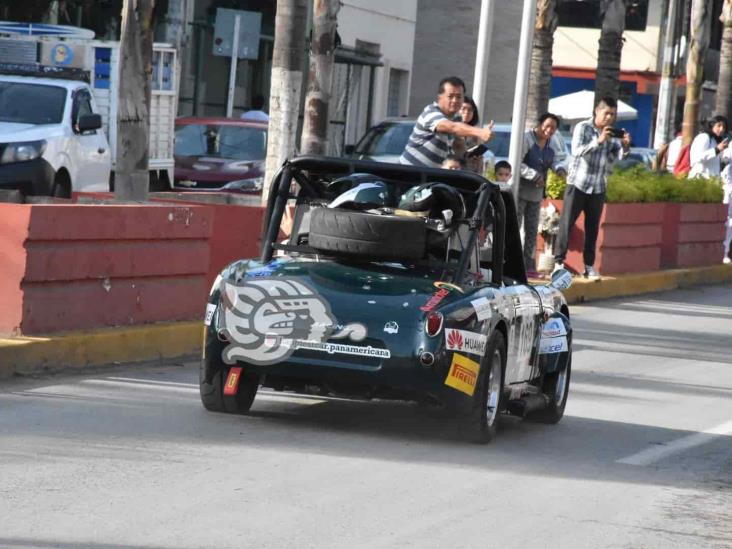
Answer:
[
  {"left": 199, "top": 156, "right": 574, "bottom": 443},
  {"left": 173, "top": 117, "right": 267, "bottom": 192}
]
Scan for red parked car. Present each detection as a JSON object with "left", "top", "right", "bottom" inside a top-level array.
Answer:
[{"left": 173, "top": 117, "right": 267, "bottom": 193}]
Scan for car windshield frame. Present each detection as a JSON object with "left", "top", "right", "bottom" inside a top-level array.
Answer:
[
  {"left": 174, "top": 122, "right": 268, "bottom": 161},
  {"left": 0, "top": 82, "right": 67, "bottom": 125}
]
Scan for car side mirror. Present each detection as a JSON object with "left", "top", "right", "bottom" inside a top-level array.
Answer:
[
  {"left": 549, "top": 268, "right": 572, "bottom": 290},
  {"left": 343, "top": 144, "right": 355, "bottom": 155},
  {"left": 78, "top": 113, "right": 102, "bottom": 133}
]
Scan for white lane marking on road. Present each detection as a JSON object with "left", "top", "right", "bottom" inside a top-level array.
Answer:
[
  {"left": 81, "top": 379, "right": 326, "bottom": 405},
  {"left": 106, "top": 377, "right": 196, "bottom": 388},
  {"left": 618, "top": 419, "right": 732, "bottom": 466}
]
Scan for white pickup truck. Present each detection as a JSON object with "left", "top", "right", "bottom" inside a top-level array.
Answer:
[{"left": 0, "top": 27, "right": 177, "bottom": 197}]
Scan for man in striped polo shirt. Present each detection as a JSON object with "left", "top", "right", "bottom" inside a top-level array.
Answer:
[{"left": 400, "top": 76, "right": 494, "bottom": 168}]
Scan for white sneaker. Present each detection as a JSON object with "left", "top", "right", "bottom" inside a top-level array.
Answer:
[
  {"left": 724, "top": 256, "right": 731, "bottom": 265},
  {"left": 583, "top": 265, "right": 600, "bottom": 279},
  {"left": 552, "top": 261, "right": 564, "bottom": 274}
]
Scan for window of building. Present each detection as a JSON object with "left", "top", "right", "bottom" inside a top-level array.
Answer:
[
  {"left": 387, "top": 68, "right": 408, "bottom": 117},
  {"left": 557, "top": 0, "right": 649, "bottom": 32}
]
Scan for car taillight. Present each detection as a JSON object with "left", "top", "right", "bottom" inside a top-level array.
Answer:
[{"left": 425, "top": 311, "right": 443, "bottom": 337}]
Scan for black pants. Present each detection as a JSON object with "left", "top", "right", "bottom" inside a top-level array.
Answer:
[{"left": 554, "top": 185, "right": 605, "bottom": 267}]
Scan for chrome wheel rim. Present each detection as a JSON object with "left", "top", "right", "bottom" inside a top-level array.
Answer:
[
  {"left": 554, "top": 365, "right": 568, "bottom": 407},
  {"left": 485, "top": 349, "right": 502, "bottom": 426}
]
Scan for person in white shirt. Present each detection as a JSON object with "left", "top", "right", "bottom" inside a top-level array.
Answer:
[
  {"left": 240, "top": 94, "right": 269, "bottom": 123},
  {"left": 689, "top": 115, "right": 732, "bottom": 178},
  {"left": 722, "top": 163, "right": 732, "bottom": 264}
]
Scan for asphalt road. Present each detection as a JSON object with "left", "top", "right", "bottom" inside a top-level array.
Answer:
[{"left": 1, "top": 284, "right": 731, "bottom": 549}]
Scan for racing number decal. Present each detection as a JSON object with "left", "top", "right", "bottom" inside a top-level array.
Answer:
[{"left": 507, "top": 291, "right": 540, "bottom": 371}]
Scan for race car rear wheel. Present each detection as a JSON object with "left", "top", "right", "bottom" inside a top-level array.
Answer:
[
  {"left": 200, "top": 335, "right": 259, "bottom": 414},
  {"left": 463, "top": 331, "right": 506, "bottom": 444},
  {"left": 308, "top": 207, "right": 426, "bottom": 260}
]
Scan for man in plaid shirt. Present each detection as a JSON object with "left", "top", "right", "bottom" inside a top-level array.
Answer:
[{"left": 554, "top": 96, "right": 631, "bottom": 279}]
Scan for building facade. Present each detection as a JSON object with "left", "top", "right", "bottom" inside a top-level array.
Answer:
[
  {"left": 174, "top": 0, "right": 416, "bottom": 154},
  {"left": 409, "top": 0, "right": 523, "bottom": 125}
]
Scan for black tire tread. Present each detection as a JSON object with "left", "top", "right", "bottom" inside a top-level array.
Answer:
[{"left": 309, "top": 208, "right": 426, "bottom": 260}]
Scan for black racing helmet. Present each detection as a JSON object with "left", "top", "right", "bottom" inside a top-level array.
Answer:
[{"left": 398, "top": 182, "right": 466, "bottom": 221}]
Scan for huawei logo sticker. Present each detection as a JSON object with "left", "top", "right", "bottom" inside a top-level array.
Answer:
[
  {"left": 447, "top": 329, "right": 464, "bottom": 350},
  {"left": 445, "top": 328, "right": 487, "bottom": 356}
]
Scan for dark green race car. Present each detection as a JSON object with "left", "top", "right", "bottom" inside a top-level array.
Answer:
[{"left": 200, "top": 156, "right": 573, "bottom": 443}]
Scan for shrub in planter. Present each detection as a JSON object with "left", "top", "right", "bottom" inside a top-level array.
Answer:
[{"left": 545, "top": 165, "right": 724, "bottom": 203}]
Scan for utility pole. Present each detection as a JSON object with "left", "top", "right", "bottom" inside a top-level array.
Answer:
[
  {"left": 654, "top": 0, "right": 681, "bottom": 149},
  {"left": 507, "top": 0, "right": 537, "bottom": 203},
  {"left": 472, "top": 0, "right": 496, "bottom": 122},
  {"left": 263, "top": 0, "right": 308, "bottom": 204},
  {"left": 116, "top": 0, "right": 156, "bottom": 201},
  {"left": 226, "top": 14, "right": 241, "bottom": 118},
  {"left": 301, "top": 0, "right": 340, "bottom": 156}
]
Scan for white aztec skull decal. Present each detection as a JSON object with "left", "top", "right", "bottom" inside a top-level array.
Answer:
[{"left": 219, "top": 278, "right": 337, "bottom": 365}]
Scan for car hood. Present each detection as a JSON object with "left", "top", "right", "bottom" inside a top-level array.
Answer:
[
  {"left": 0, "top": 122, "right": 64, "bottom": 142},
  {"left": 174, "top": 155, "right": 263, "bottom": 183}
]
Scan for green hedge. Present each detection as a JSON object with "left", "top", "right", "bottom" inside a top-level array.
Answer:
[{"left": 545, "top": 166, "right": 724, "bottom": 203}]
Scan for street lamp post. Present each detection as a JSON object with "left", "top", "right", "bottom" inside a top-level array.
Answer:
[
  {"left": 507, "top": 0, "right": 537, "bottom": 203},
  {"left": 472, "top": 0, "right": 496, "bottom": 123}
]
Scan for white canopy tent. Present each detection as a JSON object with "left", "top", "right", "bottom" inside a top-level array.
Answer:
[{"left": 548, "top": 90, "right": 638, "bottom": 125}]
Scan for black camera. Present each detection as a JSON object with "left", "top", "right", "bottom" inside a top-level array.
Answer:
[{"left": 607, "top": 127, "right": 626, "bottom": 138}]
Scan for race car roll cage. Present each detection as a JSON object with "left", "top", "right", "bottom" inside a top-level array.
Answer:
[{"left": 260, "top": 156, "right": 512, "bottom": 287}]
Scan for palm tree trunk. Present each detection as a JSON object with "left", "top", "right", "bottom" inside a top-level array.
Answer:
[
  {"left": 301, "top": 0, "right": 340, "bottom": 156},
  {"left": 715, "top": 0, "right": 732, "bottom": 121},
  {"left": 116, "top": 0, "right": 156, "bottom": 201},
  {"left": 594, "top": 0, "right": 627, "bottom": 104},
  {"left": 682, "top": 0, "right": 712, "bottom": 145},
  {"left": 263, "top": 0, "right": 308, "bottom": 203},
  {"left": 526, "top": 0, "right": 558, "bottom": 128}
]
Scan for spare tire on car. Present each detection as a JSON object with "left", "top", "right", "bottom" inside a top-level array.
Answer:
[{"left": 308, "top": 207, "right": 426, "bottom": 260}]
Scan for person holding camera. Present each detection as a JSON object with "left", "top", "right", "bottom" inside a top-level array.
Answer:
[{"left": 553, "top": 96, "right": 630, "bottom": 279}]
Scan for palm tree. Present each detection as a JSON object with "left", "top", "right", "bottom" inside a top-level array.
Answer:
[
  {"left": 263, "top": 0, "right": 308, "bottom": 203},
  {"left": 526, "top": 0, "right": 558, "bottom": 127},
  {"left": 715, "top": 0, "right": 732, "bottom": 121},
  {"left": 594, "top": 0, "right": 627, "bottom": 104},
  {"left": 116, "top": 0, "right": 156, "bottom": 201},
  {"left": 301, "top": 0, "right": 341, "bottom": 155},
  {"left": 682, "top": 0, "right": 712, "bottom": 145}
]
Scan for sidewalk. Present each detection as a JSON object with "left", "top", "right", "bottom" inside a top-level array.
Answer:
[{"left": 1, "top": 265, "right": 730, "bottom": 380}]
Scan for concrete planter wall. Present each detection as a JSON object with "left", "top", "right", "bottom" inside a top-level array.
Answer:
[
  {"left": 0, "top": 203, "right": 212, "bottom": 336},
  {"left": 539, "top": 199, "right": 726, "bottom": 274},
  {"left": 661, "top": 203, "right": 728, "bottom": 268}
]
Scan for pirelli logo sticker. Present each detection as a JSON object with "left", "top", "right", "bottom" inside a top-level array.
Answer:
[{"left": 444, "top": 353, "right": 481, "bottom": 396}]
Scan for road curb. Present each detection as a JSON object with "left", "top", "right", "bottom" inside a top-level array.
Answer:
[
  {"left": 0, "top": 321, "right": 202, "bottom": 380},
  {"left": 562, "top": 264, "right": 732, "bottom": 304},
  {"left": 1, "top": 265, "right": 730, "bottom": 379}
]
